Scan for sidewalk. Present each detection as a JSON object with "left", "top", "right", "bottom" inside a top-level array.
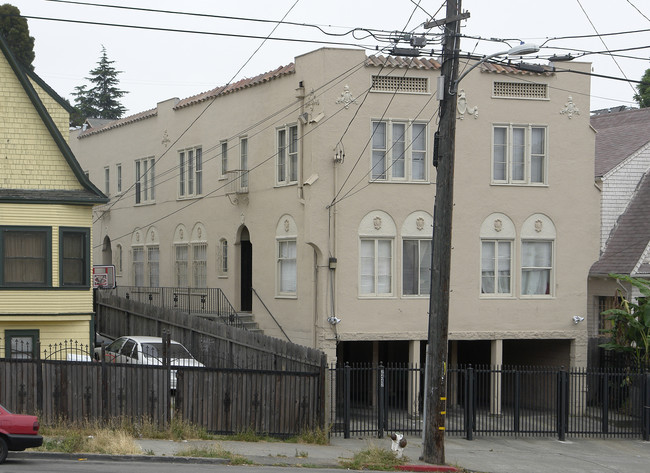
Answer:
[{"left": 17, "top": 435, "right": 650, "bottom": 472}]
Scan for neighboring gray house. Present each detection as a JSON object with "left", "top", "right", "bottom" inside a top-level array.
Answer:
[{"left": 589, "top": 107, "right": 650, "bottom": 367}]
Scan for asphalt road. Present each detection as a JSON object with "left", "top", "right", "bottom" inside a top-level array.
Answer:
[{"left": 1, "top": 458, "right": 343, "bottom": 473}]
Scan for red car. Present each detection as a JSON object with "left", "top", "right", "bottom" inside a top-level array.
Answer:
[{"left": 0, "top": 404, "right": 43, "bottom": 463}]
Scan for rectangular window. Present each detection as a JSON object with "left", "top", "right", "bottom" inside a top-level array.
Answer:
[
  {"left": 276, "top": 125, "right": 298, "bottom": 185},
  {"left": 481, "top": 240, "right": 512, "bottom": 295},
  {"left": 371, "top": 120, "right": 428, "bottom": 182},
  {"left": 192, "top": 243, "right": 207, "bottom": 288},
  {"left": 5, "top": 330, "right": 39, "bottom": 359},
  {"left": 521, "top": 240, "right": 552, "bottom": 296},
  {"left": 278, "top": 240, "right": 296, "bottom": 295},
  {"left": 60, "top": 227, "right": 90, "bottom": 287},
  {"left": 220, "top": 141, "right": 228, "bottom": 177},
  {"left": 179, "top": 147, "right": 203, "bottom": 198},
  {"left": 240, "top": 137, "right": 249, "bottom": 189},
  {"left": 133, "top": 247, "right": 144, "bottom": 286},
  {"left": 1, "top": 227, "right": 51, "bottom": 287},
  {"left": 147, "top": 246, "right": 159, "bottom": 287},
  {"left": 492, "top": 125, "right": 547, "bottom": 185},
  {"left": 104, "top": 166, "right": 110, "bottom": 195},
  {"left": 116, "top": 164, "right": 122, "bottom": 193},
  {"left": 219, "top": 239, "right": 228, "bottom": 276},
  {"left": 403, "top": 239, "right": 431, "bottom": 296},
  {"left": 175, "top": 244, "right": 188, "bottom": 287},
  {"left": 135, "top": 157, "right": 155, "bottom": 204},
  {"left": 360, "top": 239, "right": 392, "bottom": 296}
]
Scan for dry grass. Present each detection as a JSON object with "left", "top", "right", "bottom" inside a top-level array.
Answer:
[
  {"left": 339, "top": 444, "right": 407, "bottom": 471},
  {"left": 39, "top": 429, "right": 141, "bottom": 455}
]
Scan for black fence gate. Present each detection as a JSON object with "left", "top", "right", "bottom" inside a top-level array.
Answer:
[{"left": 329, "top": 363, "right": 650, "bottom": 440}]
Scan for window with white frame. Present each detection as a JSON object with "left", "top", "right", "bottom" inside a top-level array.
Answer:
[
  {"left": 147, "top": 245, "right": 159, "bottom": 287},
  {"left": 277, "top": 124, "right": 298, "bottom": 185},
  {"left": 132, "top": 246, "right": 144, "bottom": 286},
  {"left": 104, "top": 167, "right": 110, "bottom": 195},
  {"left": 116, "top": 163, "right": 122, "bottom": 193},
  {"left": 359, "top": 211, "right": 396, "bottom": 297},
  {"left": 218, "top": 238, "right": 228, "bottom": 276},
  {"left": 401, "top": 211, "right": 433, "bottom": 297},
  {"left": 179, "top": 147, "right": 203, "bottom": 198},
  {"left": 135, "top": 157, "right": 155, "bottom": 204},
  {"left": 480, "top": 214, "right": 515, "bottom": 297},
  {"left": 174, "top": 244, "right": 188, "bottom": 287},
  {"left": 492, "top": 125, "right": 547, "bottom": 185},
  {"left": 520, "top": 214, "right": 555, "bottom": 297},
  {"left": 276, "top": 215, "right": 297, "bottom": 296},
  {"left": 277, "top": 240, "right": 296, "bottom": 295},
  {"left": 115, "top": 243, "right": 123, "bottom": 275},
  {"left": 192, "top": 242, "right": 207, "bottom": 288},
  {"left": 240, "top": 137, "right": 249, "bottom": 189},
  {"left": 371, "top": 120, "right": 427, "bottom": 182},
  {"left": 220, "top": 141, "right": 228, "bottom": 178}
]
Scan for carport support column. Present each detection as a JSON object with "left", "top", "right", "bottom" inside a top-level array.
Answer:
[
  {"left": 490, "top": 339, "right": 503, "bottom": 415},
  {"left": 408, "top": 340, "right": 421, "bottom": 417}
]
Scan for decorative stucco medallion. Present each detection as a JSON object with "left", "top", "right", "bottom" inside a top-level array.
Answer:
[
  {"left": 494, "top": 219, "right": 503, "bottom": 232},
  {"left": 162, "top": 130, "right": 170, "bottom": 147},
  {"left": 373, "top": 216, "right": 382, "bottom": 230},
  {"left": 456, "top": 89, "right": 478, "bottom": 120},
  {"left": 150, "top": 230, "right": 155, "bottom": 242},
  {"left": 336, "top": 85, "right": 357, "bottom": 109},
  {"left": 284, "top": 219, "right": 290, "bottom": 233},
  {"left": 416, "top": 217, "right": 425, "bottom": 231},
  {"left": 179, "top": 229, "right": 184, "bottom": 240},
  {"left": 135, "top": 231, "right": 140, "bottom": 242},
  {"left": 560, "top": 96, "right": 580, "bottom": 119},
  {"left": 535, "top": 219, "right": 543, "bottom": 233},
  {"left": 197, "top": 227, "right": 202, "bottom": 239}
]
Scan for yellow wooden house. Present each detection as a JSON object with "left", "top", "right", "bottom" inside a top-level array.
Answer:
[{"left": 0, "top": 34, "right": 107, "bottom": 359}]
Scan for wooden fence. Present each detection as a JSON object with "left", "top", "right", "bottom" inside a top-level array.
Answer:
[
  {"left": 0, "top": 357, "right": 325, "bottom": 437},
  {"left": 95, "top": 291, "right": 325, "bottom": 372}
]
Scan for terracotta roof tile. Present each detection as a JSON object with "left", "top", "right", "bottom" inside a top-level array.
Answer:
[
  {"left": 365, "top": 55, "right": 441, "bottom": 69},
  {"left": 78, "top": 108, "right": 158, "bottom": 138},
  {"left": 480, "top": 62, "right": 554, "bottom": 76},
  {"left": 174, "top": 63, "right": 295, "bottom": 109},
  {"left": 591, "top": 107, "right": 650, "bottom": 177}
]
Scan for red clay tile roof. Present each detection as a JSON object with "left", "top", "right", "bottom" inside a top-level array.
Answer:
[
  {"left": 174, "top": 63, "right": 295, "bottom": 109},
  {"left": 365, "top": 55, "right": 441, "bottom": 69},
  {"left": 591, "top": 107, "right": 650, "bottom": 177},
  {"left": 479, "top": 61, "right": 554, "bottom": 76},
  {"left": 77, "top": 108, "right": 158, "bottom": 138}
]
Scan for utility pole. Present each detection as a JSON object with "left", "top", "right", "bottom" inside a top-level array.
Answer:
[{"left": 422, "top": 0, "right": 463, "bottom": 465}]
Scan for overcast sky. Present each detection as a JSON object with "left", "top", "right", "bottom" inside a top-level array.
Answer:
[{"left": 8, "top": 0, "right": 650, "bottom": 115}]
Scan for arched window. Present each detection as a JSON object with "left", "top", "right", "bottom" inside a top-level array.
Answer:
[
  {"left": 191, "top": 223, "right": 208, "bottom": 288},
  {"left": 173, "top": 225, "right": 189, "bottom": 287},
  {"left": 218, "top": 238, "right": 228, "bottom": 277},
  {"left": 521, "top": 214, "right": 556, "bottom": 297},
  {"left": 276, "top": 215, "right": 297, "bottom": 296},
  {"left": 359, "top": 211, "right": 396, "bottom": 296},
  {"left": 401, "top": 211, "right": 432, "bottom": 296},
  {"left": 480, "top": 213, "right": 515, "bottom": 296}
]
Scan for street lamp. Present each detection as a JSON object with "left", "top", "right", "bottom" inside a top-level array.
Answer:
[{"left": 450, "top": 43, "right": 540, "bottom": 95}]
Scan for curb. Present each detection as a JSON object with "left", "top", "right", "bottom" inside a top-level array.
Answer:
[
  {"left": 13, "top": 451, "right": 229, "bottom": 465},
  {"left": 398, "top": 465, "right": 458, "bottom": 472}
]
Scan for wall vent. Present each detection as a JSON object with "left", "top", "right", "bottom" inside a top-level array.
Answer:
[
  {"left": 493, "top": 81, "right": 548, "bottom": 99},
  {"left": 371, "top": 75, "right": 428, "bottom": 93}
]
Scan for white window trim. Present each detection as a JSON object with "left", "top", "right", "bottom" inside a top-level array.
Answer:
[
  {"left": 219, "top": 141, "right": 228, "bottom": 180},
  {"left": 359, "top": 237, "right": 394, "bottom": 298},
  {"left": 401, "top": 238, "right": 431, "bottom": 298},
  {"left": 116, "top": 163, "right": 122, "bottom": 194},
  {"left": 276, "top": 238, "right": 297, "bottom": 298},
  {"left": 520, "top": 239, "right": 555, "bottom": 298},
  {"left": 480, "top": 239, "right": 514, "bottom": 298},
  {"left": 217, "top": 238, "right": 228, "bottom": 278},
  {"left": 178, "top": 146, "right": 203, "bottom": 199},
  {"left": 104, "top": 166, "right": 110, "bottom": 196},
  {"left": 135, "top": 157, "right": 155, "bottom": 205},
  {"left": 370, "top": 119, "right": 428, "bottom": 183},
  {"left": 276, "top": 124, "right": 299, "bottom": 186},
  {"left": 491, "top": 124, "right": 548, "bottom": 186},
  {"left": 174, "top": 243, "right": 189, "bottom": 287}
]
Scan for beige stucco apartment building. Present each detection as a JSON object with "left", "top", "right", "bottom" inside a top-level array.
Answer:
[{"left": 70, "top": 47, "right": 599, "bottom": 369}]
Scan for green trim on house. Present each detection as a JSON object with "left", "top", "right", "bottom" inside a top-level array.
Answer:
[
  {"left": 0, "top": 226, "right": 52, "bottom": 288},
  {"left": 4, "top": 329, "right": 40, "bottom": 358},
  {"left": 59, "top": 227, "right": 91, "bottom": 288},
  {"left": 0, "top": 33, "right": 108, "bottom": 204}
]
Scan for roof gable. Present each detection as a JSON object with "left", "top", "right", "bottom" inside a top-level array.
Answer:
[
  {"left": 0, "top": 33, "right": 107, "bottom": 204},
  {"left": 591, "top": 107, "right": 650, "bottom": 177}
]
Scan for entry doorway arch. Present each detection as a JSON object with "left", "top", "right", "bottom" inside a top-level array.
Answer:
[
  {"left": 102, "top": 235, "right": 113, "bottom": 265},
  {"left": 238, "top": 226, "right": 252, "bottom": 312}
]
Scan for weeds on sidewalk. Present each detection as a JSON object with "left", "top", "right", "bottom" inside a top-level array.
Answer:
[
  {"left": 175, "top": 444, "right": 252, "bottom": 465},
  {"left": 339, "top": 445, "right": 407, "bottom": 471}
]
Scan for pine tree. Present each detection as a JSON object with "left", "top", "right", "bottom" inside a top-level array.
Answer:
[
  {"left": 0, "top": 3, "right": 35, "bottom": 70},
  {"left": 634, "top": 68, "right": 650, "bottom": 108},
  {"left": 73, "top": 46, "right": 128, "bottom": 122}
]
